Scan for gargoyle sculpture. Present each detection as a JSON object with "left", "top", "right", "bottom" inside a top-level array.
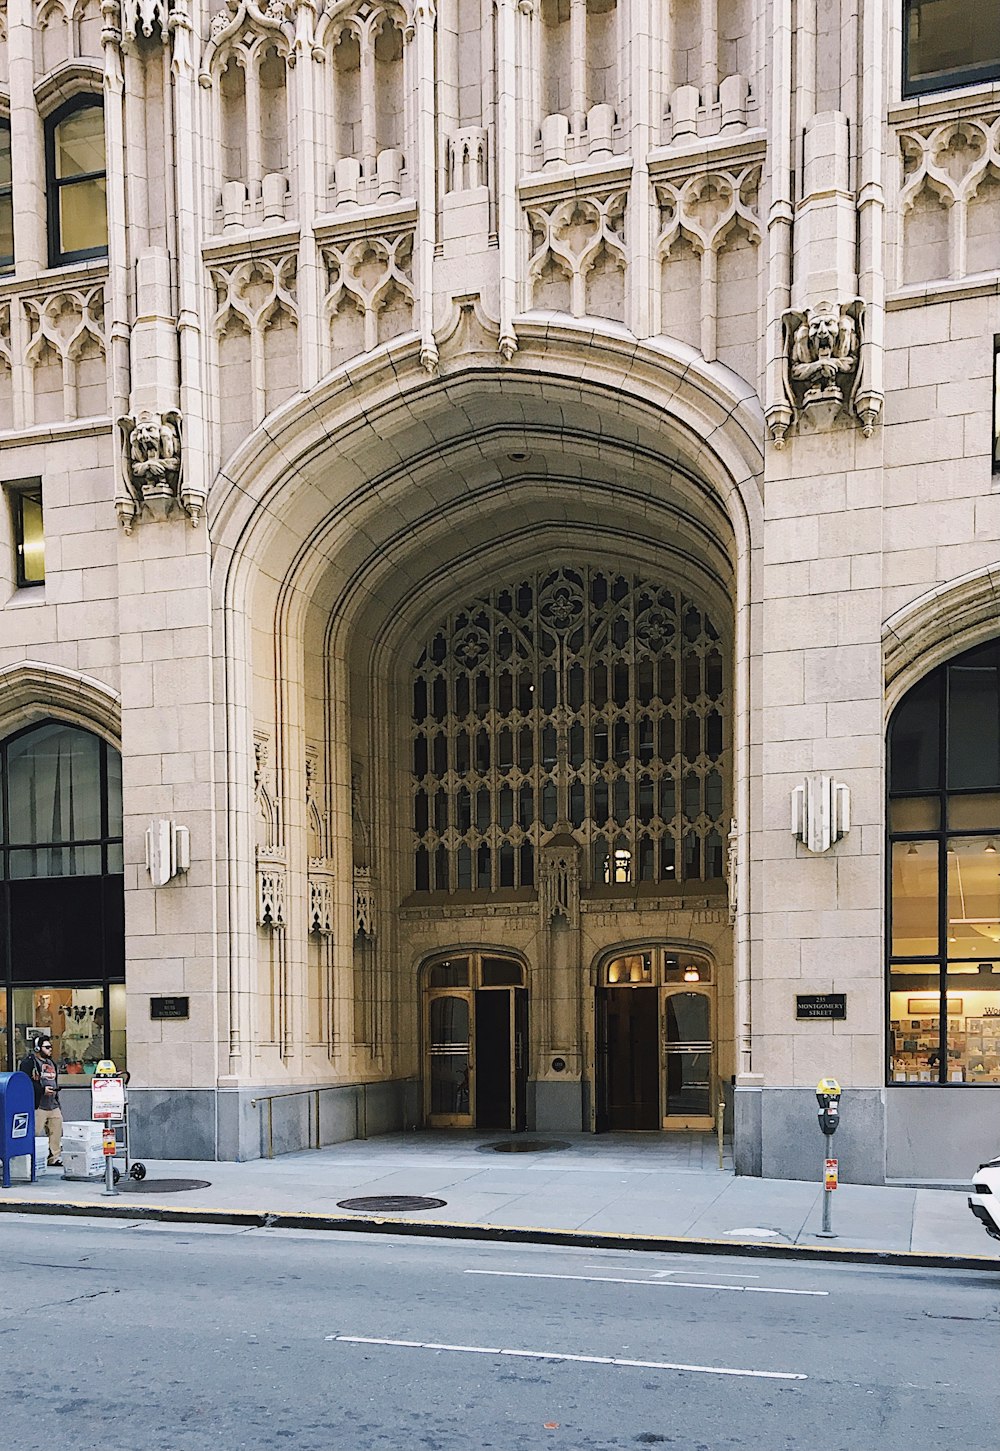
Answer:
[
  {"left": 117, "top": 408, "right": 188, "bottom": 532},
  {"left": 769, "top": 298, "right": 866, "bottom": 447}
]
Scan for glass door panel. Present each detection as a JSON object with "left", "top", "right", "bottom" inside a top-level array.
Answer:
[
  {"left": 663, "top": 989, "right": 713, "bottom": 1126},
  {"left": 428, "top": 993, "right": 472, "bottom": 1123}
]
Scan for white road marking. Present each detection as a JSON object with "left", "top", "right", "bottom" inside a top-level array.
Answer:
[
  {"left": 464, "top": 1268, "right": 827, "bottom": 1297},
  {"left": 328, "top": 1334, "right": 807, "bottom": 1381}
]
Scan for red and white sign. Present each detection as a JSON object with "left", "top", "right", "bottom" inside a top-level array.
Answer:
[
  {"left": 824, "top": 1158, "right": 839, "bottom": 1191},
  {"left": 102, "top": 1127, "right": 117, "bottom": 1157},
  {"left": 91, "top": 1077, "right": 125, "bottom": 1121}
]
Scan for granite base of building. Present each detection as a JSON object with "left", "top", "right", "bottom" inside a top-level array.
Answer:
[
  {"left": 734, "top": 1085, "right": 1000, "bottom": 1185},
  {"left": 124, "top": 1080, "right": 419, "bottom": 1161},
  {"left": 735, "top": 1086, "right": 887, "bottom": 1185},
  {"left": 529, "top": 1079, "right": 587, "bottom": 1134}
]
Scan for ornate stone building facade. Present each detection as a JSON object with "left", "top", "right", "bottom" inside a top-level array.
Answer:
[{"left": 1, "top": 0, "right": 999, "bottom": 1180}]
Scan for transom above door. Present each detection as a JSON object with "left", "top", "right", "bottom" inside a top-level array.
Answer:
[{"left": 423, "top": 952, "right": 527, "bottom": 1132}]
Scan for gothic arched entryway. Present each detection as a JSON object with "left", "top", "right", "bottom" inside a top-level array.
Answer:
[
  {"left": 422, "top": 952, "right": 528, "bottom": 1131},
  {"left": 596, "top": 947, "right": 716, "bottom": 1131}
]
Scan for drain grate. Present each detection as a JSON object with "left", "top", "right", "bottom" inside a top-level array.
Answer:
[
  {"left": 337, "top": 1195, "right": 447, "bottom": 1213},
  {"left": 482, "top": 1140, "right": 569, "bottom": 1153},
  {"left": 118, "top": 1178, "right": 212, "bottom": 1194}
]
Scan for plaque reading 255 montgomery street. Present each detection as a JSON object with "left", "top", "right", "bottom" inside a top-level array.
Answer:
[{"left": 796, "top": 994, "right": 847, "bottom": 1021}]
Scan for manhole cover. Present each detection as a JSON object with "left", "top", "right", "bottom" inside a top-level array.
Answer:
[
  {"left": 118, "top": 1178, "right": 212, "bottom": 1194},
  {"left": 482, "top": 1140, "right": 569, "bottom": 1153},
  {"left": 336, "top": 1196, "right": 447, "bottom": 1213}
]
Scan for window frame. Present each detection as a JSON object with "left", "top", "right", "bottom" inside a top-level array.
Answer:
[
  {"left": 902, "top": 0, "right": 1000, "bottom": 99},
  {"left": 886, "top": 642, "right": 1000, "bottom": 1085},
  {"left": 44, "top": 95, "right": 108, "bottom": 269},
  {"left": 0, "top": 721, "right": 125, "bottom": 1076},
  {"left": 0, "top": 117, "right": 13, "bottom": 274},
  {"left": 6, "top": 478, "right": 45, "bottom": 589},
  {"left": 993, "top": 337, "right": 1000, "bottom": 475}
]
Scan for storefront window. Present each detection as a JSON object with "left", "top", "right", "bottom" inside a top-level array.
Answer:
[
  {"left": 887, "top": 639, "right": 1000, "bottom": 1083},
  {"left": 1, "top": 721, "right": 124, "bottom": 1080}
]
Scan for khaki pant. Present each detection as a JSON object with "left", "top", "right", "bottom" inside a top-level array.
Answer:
[{"left": 36, "top": 1107, "right": 63, "bottom": 1161}]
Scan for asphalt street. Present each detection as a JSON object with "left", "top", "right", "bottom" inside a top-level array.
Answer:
[{"left": 1, "top": 1214, "right": 998, "bottom": 1450}]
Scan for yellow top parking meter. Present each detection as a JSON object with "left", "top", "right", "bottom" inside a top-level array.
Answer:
[{"left": 816, "top": 1077, "right": 842, "bottom": 1136}]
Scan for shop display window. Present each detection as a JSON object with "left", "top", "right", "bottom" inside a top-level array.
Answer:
[
  {"left": 11, "top": 984, "right": 124, "bottom": 1083},
  {"left": 887, "top": 639, "right": 1000, "bottom": 1083}
]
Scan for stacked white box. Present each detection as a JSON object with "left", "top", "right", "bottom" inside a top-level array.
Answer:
[{"left": 62, "top": 1121, "right": 105, "bottom": 1181}]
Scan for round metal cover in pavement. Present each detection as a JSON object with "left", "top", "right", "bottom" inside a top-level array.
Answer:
[
  {"left": 482, "top": 1140, "right": 569, "bottom": 1153},
  {"left": 118, "top": 1178, "right": 212, "bottom": 1194},
  {"left": 337, "top": 1195, "right": 447, "bottom": 1213}
]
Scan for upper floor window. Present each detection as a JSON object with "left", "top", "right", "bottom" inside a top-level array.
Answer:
[
  {"left": 7, "top": 480, "right": 44, "bottom": 588},
  {"left": 410, "top": 568, "right": 727, "bottom": 896},
  {"left": 903, "top": 0, "right": 1000, "bottom": 97},
  {"left": 0, "top": 121, "right": 12, "bottom": 274},
  {"left": 45, "top": 98, "right": 108, "bottom": 268}
]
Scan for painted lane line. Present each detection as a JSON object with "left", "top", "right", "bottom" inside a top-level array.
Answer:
[
  {"left": 464, "top": 1268, "right": 828, "bottom": 1297},
  {"left": 328, "top": 1334, "right": 807, "bottom": 1381}
]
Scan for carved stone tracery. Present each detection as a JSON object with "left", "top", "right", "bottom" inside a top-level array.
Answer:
[
  {"left": 322, "top": 228, "right": 415, "bottom": 360},
  {"left": 526, "top": 188, "right": 627, "bottom": 319}
]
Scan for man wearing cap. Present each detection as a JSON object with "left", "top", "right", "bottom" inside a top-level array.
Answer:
[{"left": 18, "top": 1037, "right": 63, "bottom": 1167}]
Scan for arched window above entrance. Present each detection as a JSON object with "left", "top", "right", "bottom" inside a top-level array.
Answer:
[
  {"left": 887, "top": 638, "right": 1000, "bottom": 1087},
  {"left": 410, "top": 568, "right": 728, "bottom": 895},
  {"left": 602, "top": 948, "right": 712, "bottom": 986}
]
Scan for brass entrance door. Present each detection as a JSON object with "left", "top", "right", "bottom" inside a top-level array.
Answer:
[{"left": 423, "top": 954, "right": 528, "bottom": 1131}]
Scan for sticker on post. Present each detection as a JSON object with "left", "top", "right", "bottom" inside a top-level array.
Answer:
[
  {"left": 92, "top": 1076, "right": 125, "bottom": 1121},
  {"left": 102, "top": 1127, "right": 117, "bottom": 1157},
  {"left": 824, "top": 1158, "right": 838, "bottom": 1191}
]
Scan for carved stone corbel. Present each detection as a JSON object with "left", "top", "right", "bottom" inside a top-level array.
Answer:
[
  {"left": 257, "top": 846, "right": 287, "bottom": 929},
  {"left": 353, "top": 865, "right": 375, "bottom": 938},
  {"left": 117, "top": 408, "right": 202, "bottom": 533},
  {"left": 775, "top": 298, "right": 878, "bottom": 446},
  {"left": 308, "top": 858, "right": 335, "bottom": 937},
  {"left": 538, "top": 833, "right": 581, "bottom": 929}
]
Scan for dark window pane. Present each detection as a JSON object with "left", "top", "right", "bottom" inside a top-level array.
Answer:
[
  {"left": 905, "top": 0, "right": 1000, "bottom": 95},
  {"left": 890, "top": 796, "right": 940, "bottom": 832},
  {"left": 429, "top": 957, "right": 469, "bottom": 987},
  {"left": 9, "top": 875, "right": 106, "bottom": 981},
  {"left": 7, "top": 723, "right": 102, "bottom": 846},
  {"left": 482, "top": 955, "right": 522, "bottom": 986},
  {"left": 889, "top": 674, "right": 941, "bottom": 792},
  {"left": 948, "top": 661, "right": 1000, "bottom": 788}
]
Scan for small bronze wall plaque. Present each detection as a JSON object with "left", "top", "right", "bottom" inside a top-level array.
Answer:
[
  {"left": 150, "top": 996, "right": 190, "bottom": 1021},
  {"left": 796, "top": 993, "right": 846, "bottom": 1021}
]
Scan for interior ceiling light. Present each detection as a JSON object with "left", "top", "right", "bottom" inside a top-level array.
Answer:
[
  {"left": 683, "top": 964, "right": 700, "bottom": 982},
  {"left": 907, "top": 842, "right": 918, "bottom": 855},
  {"left": 987, "top": 841, "right": 997, "bottom": 854}
]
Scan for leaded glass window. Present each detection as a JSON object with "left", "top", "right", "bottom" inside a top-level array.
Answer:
[{"left": 410, "top": 568, "right": 727, "bottom": 893}]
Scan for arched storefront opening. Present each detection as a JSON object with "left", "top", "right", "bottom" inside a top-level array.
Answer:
[
  {"left": 422, "top": 952, "right": 527, "bottom": 1132},
  {"left": 596, "top": 947, "right": 716, "bottom": 1131},
  {"left": 0, "top": 720, "right": 125, "bottom": 1079},
  {"left": 888, "top": 638, "right": 1000, "bottom": 1086}
]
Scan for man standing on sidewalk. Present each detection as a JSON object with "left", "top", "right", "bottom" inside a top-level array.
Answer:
[{"left": 18, "top": 1037, "right": 63, "bottom": 1167}]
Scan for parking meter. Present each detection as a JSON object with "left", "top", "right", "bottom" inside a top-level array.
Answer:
[{"left": 816, "top": 1077, "right": 841, "bottom": 1136}]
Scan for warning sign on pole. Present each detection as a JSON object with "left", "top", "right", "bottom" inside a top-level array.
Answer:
[
  {"left": 824, "top": 1158, "right": 839, "bottom": 1191},
  {"left": 92, "top": 1077, "right": 125, "bottom": 1121}
]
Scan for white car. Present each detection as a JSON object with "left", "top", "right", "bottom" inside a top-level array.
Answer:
[{"left": 969, "top": 1155, "right": 1000, "bottom": 1242}]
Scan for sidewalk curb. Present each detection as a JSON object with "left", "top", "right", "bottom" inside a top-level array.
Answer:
[{"left": 2, "top": 1195, "right": 998, "bottom": 1272}]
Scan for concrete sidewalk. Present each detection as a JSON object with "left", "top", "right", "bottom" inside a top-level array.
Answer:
[{"left": 2, "top": 1131, "right": 997, "bottom": 1267}]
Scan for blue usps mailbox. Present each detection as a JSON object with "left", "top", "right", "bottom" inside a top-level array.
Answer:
[{"left": 0, "top": 1071, "right": 36, "bottom": 1188}]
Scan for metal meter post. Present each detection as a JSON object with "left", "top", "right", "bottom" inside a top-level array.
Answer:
[
  {"left": 815, "top": 1077, "right": 841, "bottom": 1238},
  {"left": 92, "top": 1067, "right": 125, "bottom": 1197}
]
